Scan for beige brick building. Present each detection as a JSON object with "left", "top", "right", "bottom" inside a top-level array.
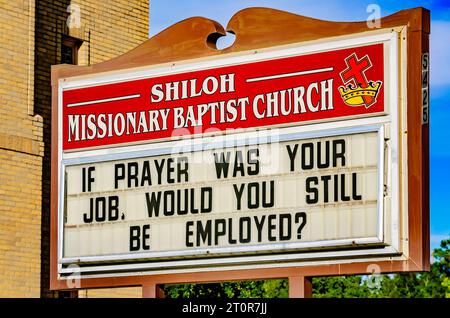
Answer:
[{"left": 0, "top": 0, "right": 149, "bottom": 297}]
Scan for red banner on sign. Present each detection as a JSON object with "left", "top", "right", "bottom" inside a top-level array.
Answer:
[{"left": 62, "top": 43, "right": 384, "bottom": 150}]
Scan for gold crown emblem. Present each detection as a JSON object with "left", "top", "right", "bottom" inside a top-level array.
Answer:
[{"left": 338, "top": 81, "right": 382, "bottom": 107}]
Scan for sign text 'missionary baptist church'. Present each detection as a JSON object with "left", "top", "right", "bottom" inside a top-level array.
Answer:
[{"left": 50, "top": 7, "right": 430, "bottom": 295}]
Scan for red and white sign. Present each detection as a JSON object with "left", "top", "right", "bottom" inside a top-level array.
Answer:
[
  {"left": 62, "top": 43, "right": 384, "bottom": 151},
  {"left": 55, "top": 31, "right": 408, "bottom": 279}
]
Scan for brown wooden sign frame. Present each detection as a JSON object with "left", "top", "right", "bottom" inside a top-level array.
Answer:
[{"left": 50, "top": 7, "right": 429, "bottom": 297}]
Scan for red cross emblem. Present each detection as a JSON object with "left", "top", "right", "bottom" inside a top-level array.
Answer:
[{"left": 340, "top": 53, "right": 379, "bottom": 108}]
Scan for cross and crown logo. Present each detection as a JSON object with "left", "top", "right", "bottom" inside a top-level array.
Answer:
[{"left": 338, "top": 53, "right": 382, "bottom": 108}]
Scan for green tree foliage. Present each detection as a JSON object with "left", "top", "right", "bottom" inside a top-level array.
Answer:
[
  {"left": 312, "top": 276, "right": 371, "bottom": 298},
  {"left": 164, "top": 237, "right": 449, "bottom": 298},
  {"left": 165, "top": 280, "right": 288, "bottom": 298},
  {"left": 371, "top": 238, "right": 449, "bottom": 298}
]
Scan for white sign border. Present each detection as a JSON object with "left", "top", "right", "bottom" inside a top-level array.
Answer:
[
  {"left": 60, "top": 123, "right": 385, "bottom": 265},
  {"left": 56, "top": 30, "right": 402, "bottom": 277}
]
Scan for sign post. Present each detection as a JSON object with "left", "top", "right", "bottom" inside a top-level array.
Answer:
[{"left": 50, "top": 7, "right": 430, "bottom": 298}]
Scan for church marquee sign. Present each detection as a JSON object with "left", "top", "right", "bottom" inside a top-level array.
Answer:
[{"left": 50, "top": 8, "right": 429, "bottom": 290}]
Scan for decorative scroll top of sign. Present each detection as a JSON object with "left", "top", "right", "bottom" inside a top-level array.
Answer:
[{"left": 51, "top": 7, "right": 429, "bottom": 79}]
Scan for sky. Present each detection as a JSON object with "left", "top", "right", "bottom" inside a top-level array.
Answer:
[{"left": 149, "top": 0, "right": 450, "bottom": 250}]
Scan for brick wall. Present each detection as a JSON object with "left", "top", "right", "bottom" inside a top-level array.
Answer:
[
  {"left": 34, "top": 0, "right": 148, "bottom": 298},
  {"left": 0, "top": 0, "right": 148, "bottom": 297},
  {"left": 0, "top": 0, "right": 44, "bottom": 297},
  {"left": 78, "top": 287, "right": 142, "bottom": 298},
  {"left": 69, "top": 1, "right": 150, "bottom": 66}
]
